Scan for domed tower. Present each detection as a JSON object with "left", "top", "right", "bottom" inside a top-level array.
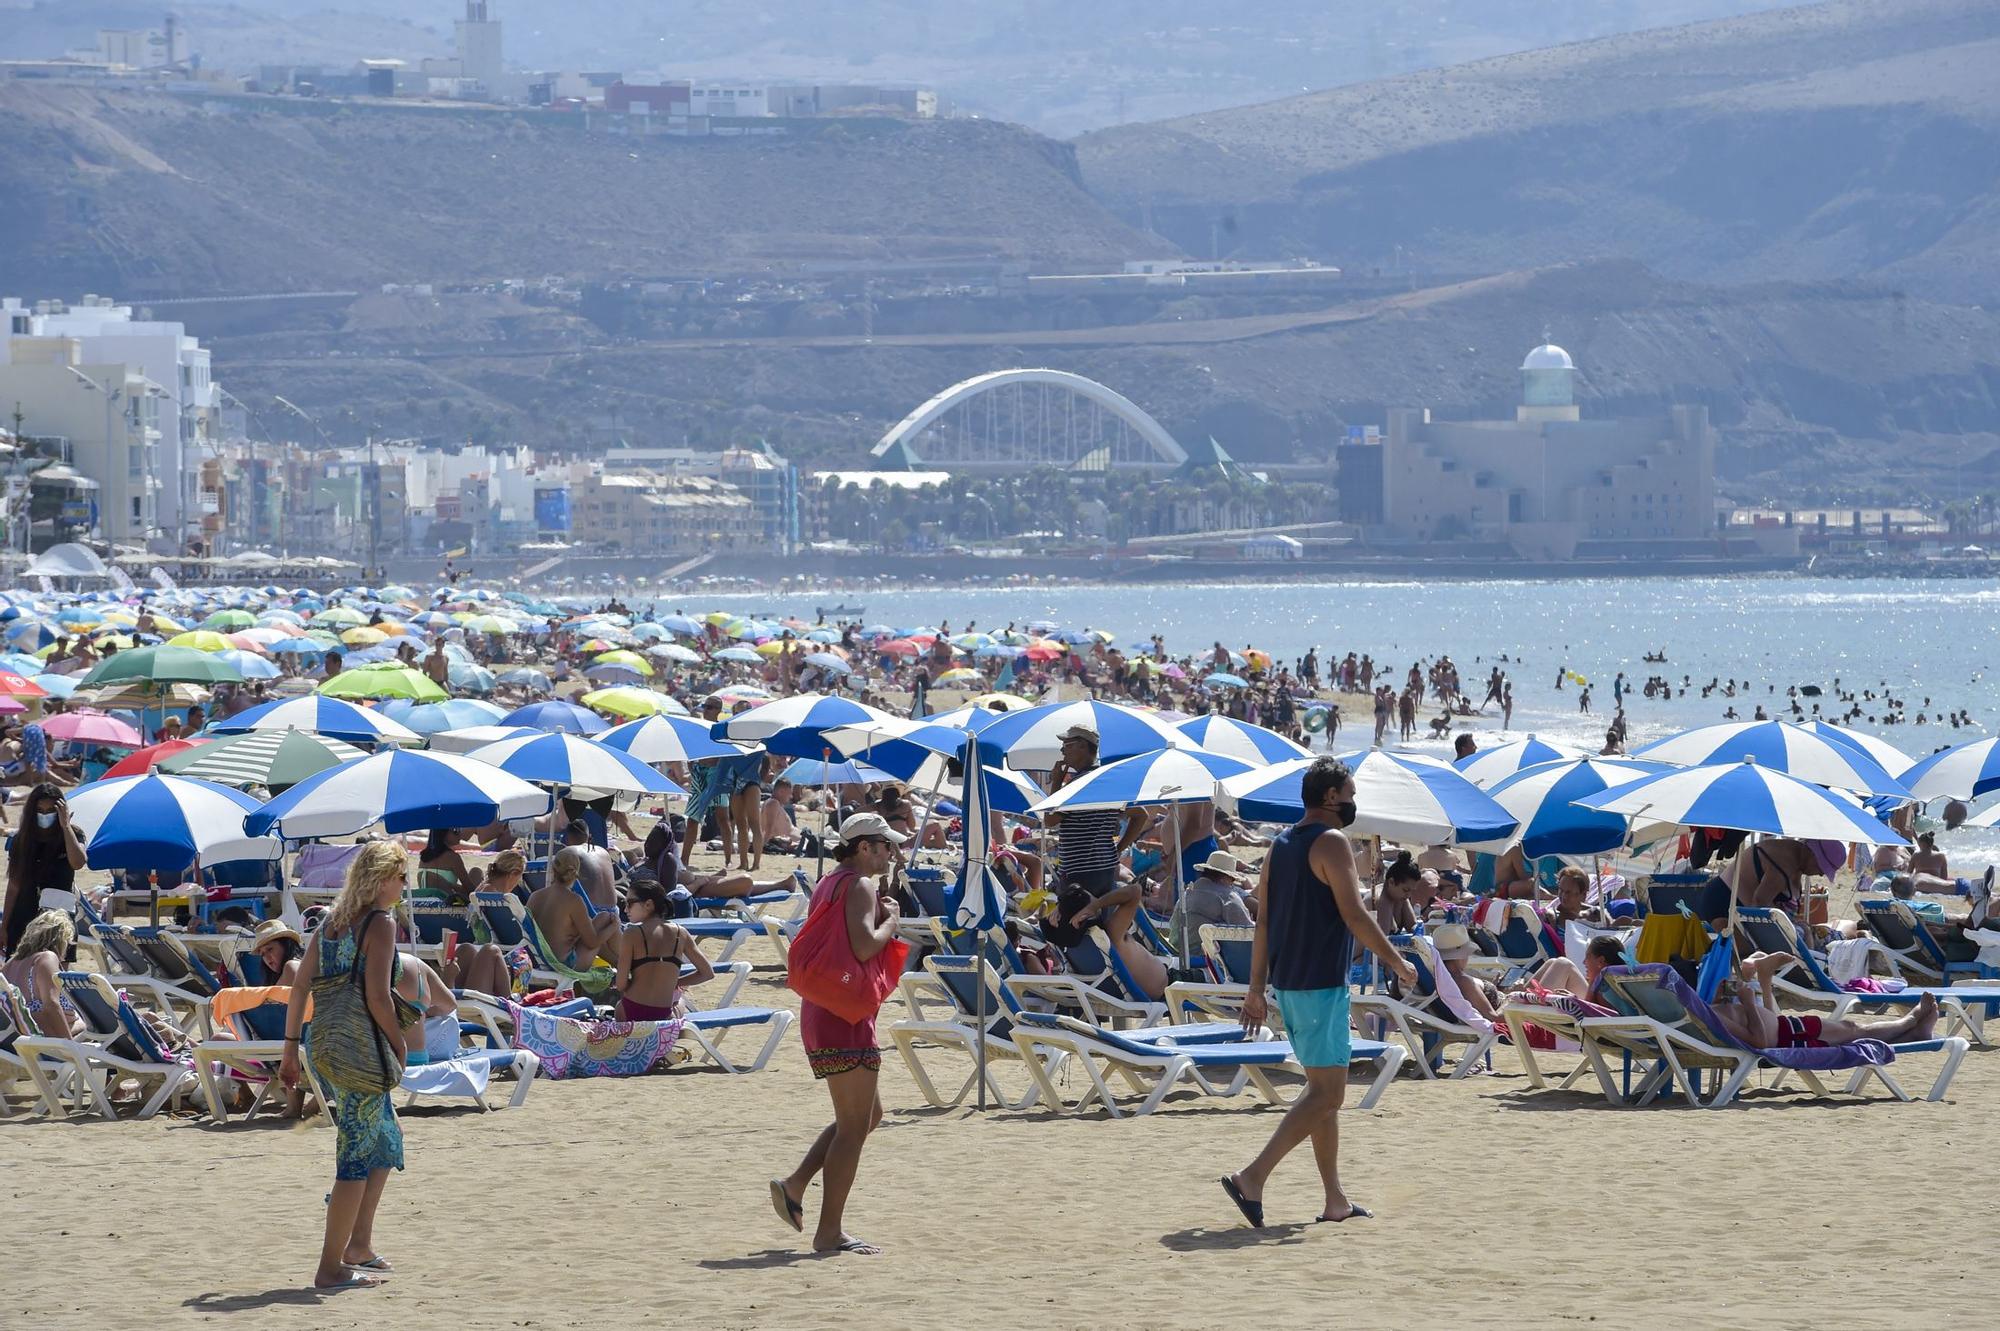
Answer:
[{"left": 1518, "top": 341, "right": 1580, "bottom": 423}]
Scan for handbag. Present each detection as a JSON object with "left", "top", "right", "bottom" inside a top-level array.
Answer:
[
  {"left": 786, "top": 867, "right": 908, "bottom": 1023},
  {"left": 307, "top": 910, "right": 414, "bottom": 1094}
]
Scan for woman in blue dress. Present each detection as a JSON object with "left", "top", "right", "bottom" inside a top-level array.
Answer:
[{"left": 281, "top": 839, "right": 412, "bottom": 1291}]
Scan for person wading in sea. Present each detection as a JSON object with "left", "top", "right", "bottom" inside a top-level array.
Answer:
[{"left": 1221, "top": 758, "right": 1415, "bottom": 1228}]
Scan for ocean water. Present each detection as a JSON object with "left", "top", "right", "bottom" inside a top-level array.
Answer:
[{"left": 671, "top": 574, "right": 2000, "bottom": 865}]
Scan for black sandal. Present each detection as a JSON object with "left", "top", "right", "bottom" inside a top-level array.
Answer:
[
  {"left": 1315, "top": 1204, "right": 1373, "bottom": 1223},
  {"left": 1220, "top": 1175, "right": 1264, "bottom": 1229}
]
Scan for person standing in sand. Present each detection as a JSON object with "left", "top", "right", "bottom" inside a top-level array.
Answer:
[
  {"left": 1222, "top": 759, "right": 1415, "bottom": 1229},
  {"left": 771, "top": 813, "right": 904, "bottom": 1255}
]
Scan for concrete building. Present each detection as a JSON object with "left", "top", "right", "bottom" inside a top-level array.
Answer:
[
  {"left": 1370, "top": 342, "right": 1716, "bottom": 559},
  {"left": 569, "top": 470, "right": 756, "bottom": 554},
  {"left": 1, "top": 295, "right": 216, "bottom": 544},
  {"left": 0, "top": 334, "right": 166, "bottom": 543},
  {"left": 455, "top": 1, "right": 504, "bottom": 87}
]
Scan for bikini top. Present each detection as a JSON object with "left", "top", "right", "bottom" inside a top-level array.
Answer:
[{"left": 629, "top": 923, "right": 683, "bottom": 975}]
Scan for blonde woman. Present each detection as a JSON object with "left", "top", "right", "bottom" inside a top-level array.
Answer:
[{"left": 280, "top": 840, "right": 413, "bottom": 1291}]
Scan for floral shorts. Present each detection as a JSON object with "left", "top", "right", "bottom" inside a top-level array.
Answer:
[{"left": 800, "top": 1001, "right": 880, "bottom": 1079}]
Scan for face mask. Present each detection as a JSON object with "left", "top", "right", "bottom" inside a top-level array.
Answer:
[
  {"left": 1331, "top": 800, "right": 1359, "bottom": 828},
  {"left": 36, "top": 812, "right": 57, "bottom": 830}
]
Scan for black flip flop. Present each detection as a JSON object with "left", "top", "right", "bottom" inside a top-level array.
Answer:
[
  {"left": 1220, "top": 1175, "right": 1264, "bottom": 1229},
  {"left": 769, "top": 1178, "right": 803, "bottom": 1233},
  {"left": 1315, "top": 1204, "right": 1374, "bottom": 1223}
]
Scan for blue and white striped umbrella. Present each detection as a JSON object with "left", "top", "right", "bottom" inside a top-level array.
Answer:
[
  {"left": 1899, "top": 737, "right": 2000, "bottom": 802},
  {"left": 1803, "top": 721, "right": 1915, "bottom": 781},
  {"left": 377, "top": 697, "right": 508, "bottom": 735},
  {"left": 1218, "top": 750, "right": 1519, "bottom": 844},
  {"left": 215, "top": 649, "right": 281, "bottom": 680},
  {"left": 1576, "top": 759, "right": 1907, "bottom": 844},
  {"left": 599, "top": 714, "right": 749, "bottom": 764},
  {"left": 1475, "top": 757, "right": 1673, "bottom": 857},
  {"left": 244, "top": 749, "right": 552, "bottom": 839},
  {"left": 1454, "top": 734, "right": 1589, "bottom": 789},
  {"left": 949, "top": 734, "right": 1009, "bottom": 931},
  {"left": 1631, "top": 720, "right": 1910, "bottom": 798},
  {"left": 500, "top": 700, "right": 609, "bottom": 735},
  {"left": 212, "top": 694, "right": 421, "bottom": 746},
  {"left": 1175, "top": 715, "right": 1311, "bottom": 767},
  {"left": 713, "top": 692, "right": 898, "bottom": 759},
  {"left": 67, "top": 773, "right": 278, "bottom": 871},
  {"left": 463, "top": 731, "right": 683, "bottom": 796},
  {"left": 976, "top": 699, "right": 1189, "bottom": 771},
  {"left": 776, "top": 756, "right": 893, "bottom": 786},
  {"left": 1029, "top": 746, "right": 1255, "bottom": 814}
]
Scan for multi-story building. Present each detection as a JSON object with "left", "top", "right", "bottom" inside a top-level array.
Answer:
[
  {"left": 569, "top": 469, "right": 756, "bottom": 554},
  {"left": 0, "top": 334, "right": 165, "bottom": 543}
]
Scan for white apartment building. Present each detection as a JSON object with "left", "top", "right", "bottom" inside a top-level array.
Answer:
[
  {"left": 0, "top": 335, "right": 164, "bottom": 541},
  {"left": 1, "top": 295, "right": 217, "bottom": 543}
]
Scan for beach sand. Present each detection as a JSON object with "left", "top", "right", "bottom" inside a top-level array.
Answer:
[{"left": 4, "top": 910, "right": 1995, "bottom": 1331}]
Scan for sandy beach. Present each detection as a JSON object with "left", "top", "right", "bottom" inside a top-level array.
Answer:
[{"left": 4, "top": 907, "right": 1993, "bottom": 1331}]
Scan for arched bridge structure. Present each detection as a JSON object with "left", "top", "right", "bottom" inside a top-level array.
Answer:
[{"left": 870, "top": 369, "right": 1188, "bottom": 471}]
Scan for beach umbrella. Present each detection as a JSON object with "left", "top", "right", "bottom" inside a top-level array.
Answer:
[
  {"left": 1576, "top": 759, "right": 1907, "bottom": 845},
  {"left": 968, "top": 693, "right": 1032, "bottom": 712},
  {"left": 713, "top": 646, "right": 762, "bottom": 665},
  {"left": 41, "top": 711, "right": 145, "bottom": 747},
  {"left": 1203, "top": 671, "right": 1249, "bottom": 689},
  {"left": 495, "top": 668, "right": 553, "bottom": 693},
  {"left": 449, "top": 662, "right": 496, "bottom": 694},
  {"left": 658, "top": 614, "right": 705, "bottom": 636},
  {"left": 214, "top": 694, "right": 422, "bottom": 745},
  {"left": 80, "top": 680, "right": 208, "bottom": 711},
  {"left": 79, "top": 645, "right": 243, "bottom": 688},
  {"left": 464, "top": 730, "right": 683, "bottom": 796},
  {"left": 427, "top": 725, "right": 542, "bottom": 756},
  {"left": 1472, "top": 757, "right": 1674, "bottom": 858},
  {"left": 1898, "top": 737, "right": 2000, "bottom": 802},
  {"left": 951, "top": 732, "right": 1012, "bottom": 1110},
  {"left": 160, "top": 727, "right": 368, "bottom": 790},
  {"left": 319, "top": 665, "right": 448, "bottom": 702},
  {"left": 1175, "top": 715, "right": 1311, "bottom": 767},
  {"left": 1454, "top": 735, "right": 1589, "bottom": 789},
  {"left": 245, "top": 749, "right": 553, "bottom": 839},
  {"left": 1218, "top": 750, "right": 1519, "bottom": 844},
  {"left": 340, "top": 626, "right": 389, "bottom": 647},
  {"left": 371, "top": 697, "right": 506, "bottom": 736},
  {"left": 714, "top": 693, "right": 898, "bottom": 760},
  {"left": 647, "top": 642, "right": 702, "bottom": 664},
  {"left": 0, "top": 653, "right": 43, "bottom": 676},
  {"left": 803, "top": 652, "right": 852, "bottom": 674},
  {"left": 776, "top": 756, "right": 893, "bottom": 786},
  {"left": 1802, "top": 721, "right": 1916, "bottom": 778},
  {"left": 1030, "top": 747, "right": 1254, "bottom": 815},
  {"left": 600, "top": 713, "right": 748, "bottom": 764},
  {"left": 935, "top": 667, "right": 983, "bottom": 686},
  {"left": 215, "top": 650, "right": 281, "bottom": 680},
  {"left": 707, "top": 684, "right": 771, "bottom": 704},
  {"left": 68, "top": 773, "right": 278, "bottom": 875},
  {"left": 0, "top": 670, "right": 48, "bottom": 699},
  {"left": 166, "top": 630, "right": 235, "bottom": 652},
  {"left": 580, "top": 686, "right": 688, "bottom": 719},
  {"left": 267, "top": 637, "right": 327, "bottom": 657},
  {"left": 975, "top": 699, "right": 1189, "bottom": 771},
  {"left": 1631, "top": 720, "right": 1910, "bottom": 798},
  {"left": 103, "top": 737, "right": 208, "bottom": 778},
  {"left": 499, "top": 699, "right": 609, "bottom": 735},
  {"left": 201, "top": 609, "right": 257, "bottom": 631},
  {"left": 310, "top": 606, "right": 367, "bottom": 627}
]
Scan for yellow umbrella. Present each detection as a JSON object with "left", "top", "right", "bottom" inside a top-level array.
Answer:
[
  {"left": 166, "top": 630, "right": 235, "bottom": 653},
  {"left": 341, "top": 626, "right": 389, "bottom": 646},
  {"left": 93, "top": 633, "right": 137, "bottom": 651},
  {"left": 579, "top": 637, "right": 618, "bottom": 653},
  {"left": 970, "top": 692, "right": 1033, "bottom": 711},
  {"left": 377, "top": 621, "right": 416, "bottom": 637},
  {"left": 592, "top": 649, "right": 655, "bottom": 677},
  {"left": 937, "top": 667, "right": 983, "bottom": 685},
  {"left": 580, "top": 686, "right": 679, "bottom": 718},
  {"left": 754, "top": 640, "right": 788, "bottom": 657},
  {"left": 99, "top": 610, "right": 139, "bottom": 627},
  {"left": 703, "top": 611, "right": 735, "bottom": 626},
  {"left": 149, "top": 614, "right": 187, "bottom": 634}
]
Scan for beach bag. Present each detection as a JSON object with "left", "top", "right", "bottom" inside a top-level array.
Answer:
[
  {"left": 787, "top": 867, "right": 907, "bottom": 1023},
  {"left": 307, "top": 911, "right": 417, "bottom": 1094}
]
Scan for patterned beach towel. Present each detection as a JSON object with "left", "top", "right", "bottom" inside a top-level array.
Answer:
[{"left": 505, "top": 1000, "right": 686, "bottom": 1079}]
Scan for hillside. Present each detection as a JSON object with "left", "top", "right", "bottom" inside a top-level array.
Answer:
[
  {"left": 1076, "top": 0, "right": 2000, "bottom": 302},
  {"left": 0, "top": 86, "right": 1151, "bottom": 296},
  {"left": 209, "top": 260, "right": 2000, "bottom": 506}
]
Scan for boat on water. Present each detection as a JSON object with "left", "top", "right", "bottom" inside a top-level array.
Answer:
[{"left": 816, "top": 604, "right": 866, "bottom": 620}]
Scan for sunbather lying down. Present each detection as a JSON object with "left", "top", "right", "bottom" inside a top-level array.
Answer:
[{"left": 1709, "top": 952, "right": 1938, "bottom": 1049}]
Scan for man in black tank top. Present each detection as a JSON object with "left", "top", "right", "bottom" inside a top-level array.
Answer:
[{"left": 1220, "top": 759, "right": 1415, "bottom": 1229}]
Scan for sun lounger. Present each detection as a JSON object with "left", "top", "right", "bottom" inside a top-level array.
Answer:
[
  {"left": 1857, "top": 899, "right": 1998, "bottom": 985},
  {"left": 73, "top": 923, "right": 214, "bottom": 1031},
  {"left": 0, "top": 978, "right": 67, "bottom": 1119},
  {"left": 888, "top": 953, "right": 1049, "bottom": 1110},
  {"left": 192, "top": 993, "right": 328, "bottom": 1124},
  {"left": 1350, "top": 941, "right": 1499, "bottom": 1079},
  {"left": 1009, "top": 1010, "right": 1406, "bottom": 1118},
  {"left": 1739, "top": 907, "right": 2000, "bottom": 1043},
  {"left": 14, "top": 972, "right": 198, "bottom": 1120}
]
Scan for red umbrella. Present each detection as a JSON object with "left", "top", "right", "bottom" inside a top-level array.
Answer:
[
  {"left": 877, "top": 639, "right": 921, "bottom": 657},
  {"left": 0, "top": 671, "right": 47, "bottom": 698},
  {"left": 41, "top": 710, "right": 146, "bottom": 747},
  {"left": 105, "top": 737, "right": 209, "bottom": 778}
]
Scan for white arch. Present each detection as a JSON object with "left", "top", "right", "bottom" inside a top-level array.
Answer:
[{"left": 871, "top": 368, "right": 1187, "bottom": 465}]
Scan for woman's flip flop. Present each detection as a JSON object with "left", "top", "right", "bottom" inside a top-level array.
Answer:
[
  {"left": 344, "top": 1256, "right": 393, "bottom": 1272},
  {"left": 770, "top": 1179, "right": 803, "bottom": 1233},
  {"left": 1315, "top": 1205, "right": 1374, "bottom": 1223}
]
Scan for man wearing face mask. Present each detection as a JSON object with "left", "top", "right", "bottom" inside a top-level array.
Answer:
[{"left": 1221, "top": 758, "right": 1415, "bottom": 1229}]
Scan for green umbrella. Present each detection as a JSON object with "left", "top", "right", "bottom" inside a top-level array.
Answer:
[
  {"left": 158, "top": 726, "right": 366, "bottom": 790},
  {"left": 318, "top": 665, "right": 448, "bottom": 702},
  {"left": 312, "top": 606, "right": 368, "bottom": 627},
  {"left": 79, "top": 645, "right": 246, "bottom": 689},
  {"left": 200, "top": 609, "right": 258, "bottom": 631}
]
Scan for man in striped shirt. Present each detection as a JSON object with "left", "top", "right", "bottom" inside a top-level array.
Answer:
[{"left": 1048, "top": 724, "right": 1147, "bottom": 926}]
